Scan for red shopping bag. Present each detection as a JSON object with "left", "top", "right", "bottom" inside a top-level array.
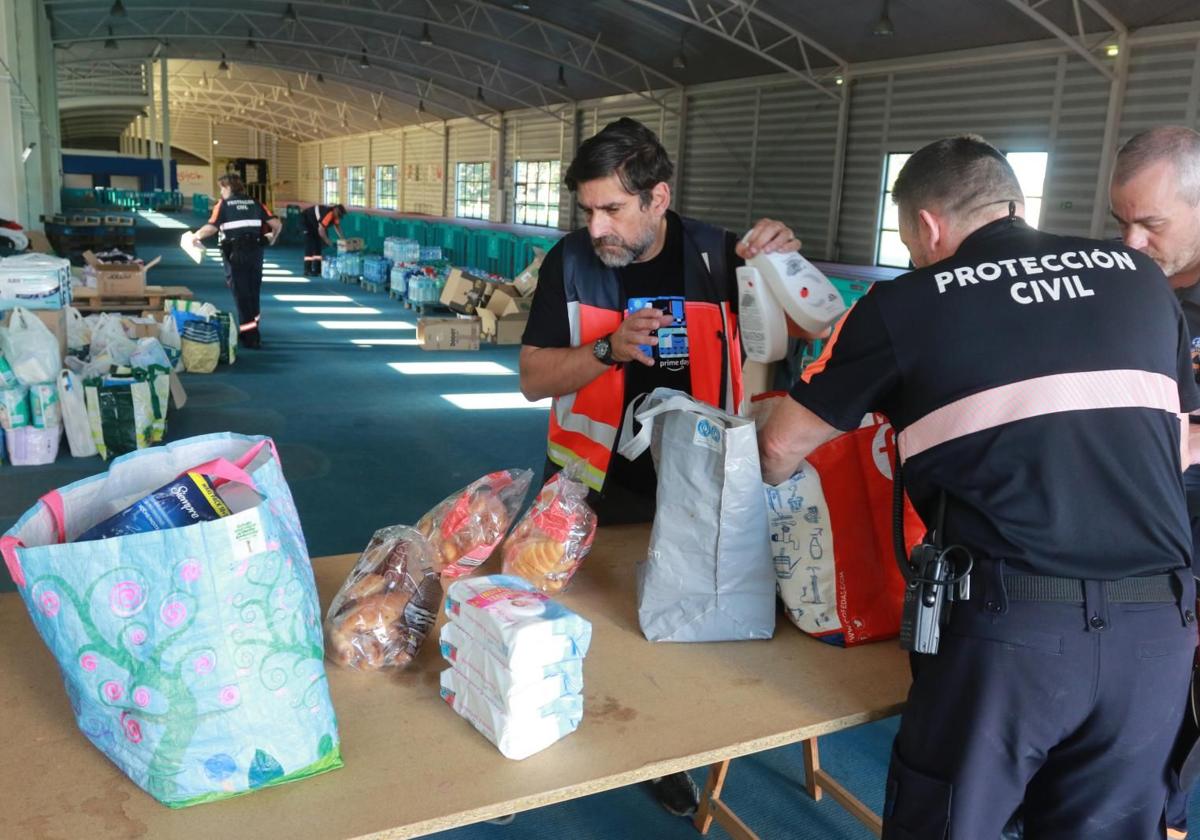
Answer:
[{"left": 754, "top": 395, "right": 925, "bottom": 646}]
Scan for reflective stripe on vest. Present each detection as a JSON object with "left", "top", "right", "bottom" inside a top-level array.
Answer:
[{"left": 547, "top": 216, "right": 744, "bottom": 493}]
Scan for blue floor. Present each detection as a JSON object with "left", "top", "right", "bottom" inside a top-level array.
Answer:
[{"left": 2, "top": 212, "right": 1197, "bottom": 838}]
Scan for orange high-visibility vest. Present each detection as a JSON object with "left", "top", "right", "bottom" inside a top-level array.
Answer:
[{"left": 547, "top": 214, "right": 744, "bottom": 493}]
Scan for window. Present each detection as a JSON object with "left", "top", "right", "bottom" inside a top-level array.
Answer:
[
  {"left": 347, "top": 166, "right": 366, "bottom": 207},
  {"left": 322, "top": 166, "right": 339, "bottom": 204},
  {"left": 875, "top": 151, "right": 1050, "bottom": 268},
  {"left": 455, "top": 161, "right": 491, "bottom": 220},
  {"left": 376, "top": 165, "right": 398, "bottom": 210},
  {"left": 513, "top": 160, "right": 561, "bottom": 227}
]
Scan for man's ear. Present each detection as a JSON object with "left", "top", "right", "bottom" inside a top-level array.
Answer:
[
  {"left": 917, "top": 208, "right": 942, "bottom": 256},
  {"left": 650, "top": 181, "right": 672, "bottom": 214}
]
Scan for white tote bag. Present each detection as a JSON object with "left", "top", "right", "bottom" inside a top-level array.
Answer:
[{"left": 617, "top": 387, "right": 775, "bottom": 642}]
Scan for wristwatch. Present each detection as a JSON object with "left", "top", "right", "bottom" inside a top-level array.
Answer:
[{"left": 592, "top": 334, "right": 617, "bottom": 366}]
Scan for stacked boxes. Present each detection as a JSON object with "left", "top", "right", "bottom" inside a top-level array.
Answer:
[{"left": 439, "top": 575, "right": 591, "bottom": 760}]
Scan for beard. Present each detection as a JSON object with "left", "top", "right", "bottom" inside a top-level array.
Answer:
[
  {"left": 592, "top": 220, "right": 659, "bottom": 268},
  {"left": 1151, "top": 241, "right": 1200, "bottom": 282}
]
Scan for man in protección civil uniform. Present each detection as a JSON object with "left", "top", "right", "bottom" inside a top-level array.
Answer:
[
  {"left": 302, "top": 203, "right": 345, "bottom": 276},
  {"left": 192, "top": 173, "right": 281, "bottom": 348},
  {"left": 759, "top": 135, "right": 1200, "bottom": 839}
]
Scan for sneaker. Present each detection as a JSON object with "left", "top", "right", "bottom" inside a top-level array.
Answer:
[{"left": 647, "top": 772, "right": 699, "bottom": 818}]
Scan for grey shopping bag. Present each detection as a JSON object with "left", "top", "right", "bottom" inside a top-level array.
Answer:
[{"left": 617, "top": 388, "right": 775, "bottom": 642}]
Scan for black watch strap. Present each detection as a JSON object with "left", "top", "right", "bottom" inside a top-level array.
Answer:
[{"left": 593, "top": 334, "right": 617, "bottom": 366}]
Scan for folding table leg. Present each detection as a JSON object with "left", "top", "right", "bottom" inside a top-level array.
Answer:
[
  {"left": 803, "top": 738, "right": 823, "bottom": 801},
  {"left": 693, "top": 761, "right": 759, "bottom": 840}
]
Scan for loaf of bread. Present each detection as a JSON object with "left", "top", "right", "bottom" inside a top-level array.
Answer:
[
  {"left": 324, "top": 525, "right": 441, "bottom": 671},
  {"left": 501, "top": 472, "right": 596, "bottom": 594},
  {"left": 414, "top": 470, "right": 532, "bottom": 579}
]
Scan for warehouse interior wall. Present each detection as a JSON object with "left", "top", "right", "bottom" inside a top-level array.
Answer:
[{"left": 298, "top": 19, "right": 1200, "bottom": 265}]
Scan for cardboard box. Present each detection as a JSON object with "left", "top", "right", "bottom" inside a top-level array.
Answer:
[
  {"left": 418, "top": 316, "right": 481, "bottom": 351},
  {"left": 440, "top": 268, "right": 496, "bottom": 315},
  {"left": 3, "top": 307, "right": 67, "bottom": 357},
  {"left": 512, "top": 247, "right": 545, "bottom": 298},
  {"left": 25, "top": 230, "right": 53, "bottom": 255},
  {"left": 336, "top": 237, "right": 365, "bottom": 253},
  {"left": 122, "top": 316, "right": 161, "bottom": 340},
  {"left": 484, "top": 284, "right": 528, "bottom": 318},
  {"left": 478, "top": 308, "right": 530, "bottom": 345},
  {"left": 83, "top": 251, "right": 160, "bottom": 297}
]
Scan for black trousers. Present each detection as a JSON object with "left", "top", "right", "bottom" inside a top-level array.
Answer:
[
  {"left": 302, "top": 215, "right": 323, "bottom": 275},
  {"left": 883, "top": 563, "right": 1196, "bottom": 840},
  {"left": 224, "top": 240, "right": 264, "bottom": 346}
]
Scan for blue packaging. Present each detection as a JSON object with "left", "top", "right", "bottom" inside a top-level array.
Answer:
[
  {"left": 626, "top": 296, "right": 687, "bottom": 362},
  {"left": 77, "top": 471, "right": 232, "bottom": 542}
]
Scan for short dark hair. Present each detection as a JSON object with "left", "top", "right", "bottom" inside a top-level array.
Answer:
[
  {"left": 217, "top": 173, "right": 245, "bottom": 193},
  {"left": 892, "top": 135, "right": 1023, "bottom": 225},
  {"left": 564, "top": 117, "right": 674, "bottom": 207},
  {"left": 333, "top": 204, "right": 346, "bottom": 216},
  {"left": 1114, "top": 126, "right": 1200, "bottom": 206}
]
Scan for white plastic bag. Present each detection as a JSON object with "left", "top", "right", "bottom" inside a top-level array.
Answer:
[
  {"left": 65, "top": 306, "right": 90, "bottom": 357},
  {"left": 158, "top": 314, "right": 183, "bottom": 372},
  {"left": 57, "top": 369, "right": 97, "bottom": 457},
  {"left": 616, "top": 387, "right": 775, "bottom": 642},
  {"left": 130, "top": 337, "right": 171, "bottom": 371},
  {"left": 89, "top": 313, "right": 136, "bottom": 367},
  {"left": 0, "top": 307, "right": 61, "bottom": 386}
]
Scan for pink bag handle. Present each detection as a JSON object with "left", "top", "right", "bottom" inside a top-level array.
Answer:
[
  {"left": 1, "top": 535, "right": 26, "bottom": 588},
  {"left": 186, "top": 438, "right": 278, "bottom": 489}
]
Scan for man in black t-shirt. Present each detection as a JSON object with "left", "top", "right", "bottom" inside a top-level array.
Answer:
[
  {"left": 519, "top": 117, "right": 803, "bottom": 820},
  {"left": 761, "top": 135, "right": 1200, "bottom": 839},
  {"left": 521, "top": 117, "right": 802, "bottom": 527}
]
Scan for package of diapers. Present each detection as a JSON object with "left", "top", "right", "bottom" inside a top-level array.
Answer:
[
  {"left": 439, "top": 666, "right": 583, "bottom": 760},
  {"left": 443, "top": 574, "right": 592, "bottom": 668},
  {"left": 439, "top": 620, "right": 584, "bottom": 711}
]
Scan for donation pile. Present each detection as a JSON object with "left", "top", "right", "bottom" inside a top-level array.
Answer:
[
  {"left": 439, "top": 574, "right": 591, "bottom": 760},
  {"left": 0, "top": 306, "right": 66, "bottom": 465}
]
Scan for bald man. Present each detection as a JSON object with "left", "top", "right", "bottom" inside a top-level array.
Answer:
[{"left": 1111, "top": 125, "right": 1200, "bottom": 840}]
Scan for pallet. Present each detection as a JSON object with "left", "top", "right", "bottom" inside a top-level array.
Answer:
[
  {"left": 388, "top": 288, "right": 406, "bottom": 301},
  {"left": 403, "top": 300, "right": 451, "bottom": 317},
  {"left": 71, "top": 285, "right": 195, "bottom": 314},
  {"left": 359, "top": 278, "right": 388, "bottom": 294},
  {"left": 339, "top": 274, "right": 362, "bottom": 285}
]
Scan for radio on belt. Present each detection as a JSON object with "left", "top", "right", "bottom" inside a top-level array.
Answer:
[{"left": 735, "top": 237, "right": 847, "bottom": 363}]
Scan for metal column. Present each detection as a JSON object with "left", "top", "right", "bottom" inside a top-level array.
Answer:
[
  {"left": 1090, "top": 30, "right": 1130, "bottom": 238},
  {"left": 825, "top": 79, "right": 852, "bottom": 261},
  {"left": 161, "top": 57, "right": 171, "bottom": 192}
]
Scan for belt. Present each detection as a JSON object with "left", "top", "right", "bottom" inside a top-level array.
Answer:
[{"left": 1002, "top": 572, "right": 1176, "bottom": 603}]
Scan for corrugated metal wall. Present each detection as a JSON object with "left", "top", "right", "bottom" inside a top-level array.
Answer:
[
  {"left": 169, "top": 115, "right": 211, "bottom": 163},
  {"left": 287, "top": 28, "right": 1200, "bottom": 255},
  {"left": 299, "top": 144, "right": 320, "bottom": 203},
  {"left": 275, "top": 139, "right": 300, "bottom": 203}
]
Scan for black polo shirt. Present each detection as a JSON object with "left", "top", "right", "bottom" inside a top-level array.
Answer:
[{"left": 790, "top": 217, "right": 1199, "bottom": 579}]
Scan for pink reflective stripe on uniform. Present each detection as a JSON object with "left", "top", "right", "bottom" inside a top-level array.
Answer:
[
  {"left": 898, "top": 369, "right": 1181, "bottom": 462},
  {"left": 1, "top": 535, "right": 26, "bottom": 587}
]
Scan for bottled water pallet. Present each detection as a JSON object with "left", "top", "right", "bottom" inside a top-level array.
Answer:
[
  {"left": 359, "top": 277, "right": 387, "bottom": 294},
  {"left": 339, "top": 273, "right": 362, "bottom": 285}
]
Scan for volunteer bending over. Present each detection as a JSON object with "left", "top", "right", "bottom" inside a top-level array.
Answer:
[{"left": 759, "top": 135, "right": 1199, "bottom": 840}]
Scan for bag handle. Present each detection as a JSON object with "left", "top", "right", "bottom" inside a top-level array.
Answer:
[
  {"left": 617, "top": 388, "right": 733, "bottom": 461},
  {"left": 0, "top": 535, "right": 26, "bottom": 587},
  {"left": 39, "top": 490, "right": 67, "bottom": 544},
  {"left": 184, "top": 438, "right": 278, "bottom": 489}
]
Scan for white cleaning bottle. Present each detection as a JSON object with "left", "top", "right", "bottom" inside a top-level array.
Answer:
[
  {"left": 742, "top": 235, "right": 848, "bottom": 338},
  {"left": 736, "top": 265, "right": 788, "bottom": 363}
]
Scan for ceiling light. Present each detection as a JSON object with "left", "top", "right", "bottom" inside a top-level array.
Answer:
[
  {"left": 283, "top": 3, "right": 298, "bottom": 23},
  {"left": 672, "top": 29, "right": 687, "bottom": 71},
  {"left": 835, "top": 75, "right": 844, "bottom": 86},
  {"left": 110, "top": 0, "right": 126, "bottom": 17},
  {"left": 417, "top": 99, "right": 425, "bottom": 113},
  {"left": 375, "top": 110, "right": 382, "bottom": 122},
  {"left": 556, "top": 64, "right": 567, "bottom": 88},
  {"left": 104, "top": 26, "right": 117, "bottom": 49},
  {"left": 873, "top": 0, "right": 895, "bottom": 36},
  {"left": 512, "top": 1, "right": 531, "bottom": 9},
  {"left": 218, "top": 54, "right": 230, "bottom": 72},
  {"left": 359, "top": 49, "right": 370, "bottom": 68},
  {"left": 212, "top": 139, "right": 219, "bottom": 145},
  {"left": 258, "top": 97, "right": 265, "bottom": 106},
  {"left": 1105, "top": 43, "right": 1120, "bottom": 57},
  {"left": 246, "top": 30, "right": 257, "bottom": 50},
  {"left": 419, "top": 23, "right": 433, "bottom": 46}
]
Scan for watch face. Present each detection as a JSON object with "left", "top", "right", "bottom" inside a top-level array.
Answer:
[{"left": 594, "top": 337, "right": 611, "bottom": 361}]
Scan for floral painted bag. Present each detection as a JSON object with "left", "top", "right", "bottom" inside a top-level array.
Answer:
[{"left": 0, "top": 433, "right": 342, "bottom": 808}]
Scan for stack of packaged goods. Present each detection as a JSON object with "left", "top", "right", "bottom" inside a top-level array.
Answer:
[
  {"left": 439, "top": 574, "right": 591, "bottom": 760},
  {"left": 383, "top": 237, "right": 421, "bottom": 265},
  {"left": 0, "top": 254, "right": 72, "bottom": 309},
  {"left": 404, "top": 262, "right": 453, "bottom": 307},
  {"left": 362, "top": 255, "right": 391, "bottom": 288},
  {"left": 419, "top": 245, "right": 443, "bottom": 262},
  {"left": 336, "top": 252, "right": 364, "bottom": 281},
  {"left": 0, "top": 308, "right": 64, "bottom": 465}
]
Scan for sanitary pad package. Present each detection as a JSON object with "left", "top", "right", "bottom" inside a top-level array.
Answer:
[
  {"left": 443, "top": 574, "right": 592, "bottom": 668},
  {"left": 439, "top": 666, "right": 583, "bottom": 760},
  {"left": 77, "top": 471, "right": 232, "bottom": 542},
  {"left": 439, "top": 620, "right": 584, "bottom": 712}
]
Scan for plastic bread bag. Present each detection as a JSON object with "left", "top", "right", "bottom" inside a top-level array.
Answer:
[
  {"left": 324, "top": 525, "right": 441, "bottom": 671},
  {"left": 415, "top": 469, "right": 533, "bottom": 579},
  {"left": 443, "top": 574, "right": 592, "bottom": 668},
  {"left": 501, "top": 466, "right": 597, "bottom": 594}
]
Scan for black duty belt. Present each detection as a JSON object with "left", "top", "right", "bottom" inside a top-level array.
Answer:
[{"left": 1003, "top": 572, "right": 1176, "bottom": 603}]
